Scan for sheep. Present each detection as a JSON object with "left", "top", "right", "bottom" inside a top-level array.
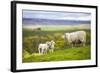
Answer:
[
  {"left": 63, "top": 31, "right": 86, "bottom": 47},
  {"left": 46, "top": 40, "right": 55, "bottom": 53},
  {"left": 38, "top": 40, "right": 55, "bottom": 54},
  {"left": 38, "top": 43, "right": 48, "bottom": 54}
]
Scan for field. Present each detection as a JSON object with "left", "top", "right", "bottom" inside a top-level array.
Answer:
[
  {"left": 22, "top": 24, "right": 91, "bottom": 63},
  {"left": 23, "top": 46, "right": 90, "bottom": 62}
]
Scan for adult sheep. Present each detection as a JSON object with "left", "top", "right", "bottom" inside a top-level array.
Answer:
[{"left": 62, "top": 31, "right": 86, "bottom": 47}]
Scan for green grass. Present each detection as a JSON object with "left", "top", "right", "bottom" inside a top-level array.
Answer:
[
  {"left": 23, "top": 45, "right": 91, "bottom": 63},
  {"left": 23, "top": 29, "right": 90, "bottom": 37},
  {"left": 22, "top": 25, "right": 91, "bottom": 63}
]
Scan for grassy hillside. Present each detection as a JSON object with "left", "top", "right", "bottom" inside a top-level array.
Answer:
[
  {"left": 23, "top": 45, "right": 91, "bottom": 63},
  {"left": 22, "top": 25, "right": 91, "bottom": 63}
]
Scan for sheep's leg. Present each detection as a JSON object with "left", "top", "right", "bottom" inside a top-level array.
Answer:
[
  {"left": 51, "top": 48, "right": 54, "bottom": 53},
  {"left": 41, "top": 48, "right": 44, "bottom": 54},
  {"left": 83, "top": 42, "right": 85, "bottom": 46},
  {"left": 45, "top": 48, "right": 47, "bottom": 54},
  {"left": 74, "top": 42, "right": 76, "bottom": 47},
  {"left": 48, "top": 49, "right": 51, "bottom": 53},
  {"left": 82, "top": 37, "right": 86, "bottom": 46},
  {"left": 71, "top": 43, "right": 73, "bottom": 48},
  {"left": 49, "top": 49, "right": 52, "bottom": 53},
  {"left": 44, "top": 49, "right": 46, "bottom": 54},
  {"left": 51, "top": 49, "right": 53, "bottom": 53},
  {"left": 82, "top": 40, "right": 86, "bottom": 47}
]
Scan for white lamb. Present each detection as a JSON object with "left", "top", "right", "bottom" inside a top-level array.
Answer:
[
  {"left": 46, "top": 40, "right": 55, "bottom": 53},
  {"left": 38, "top": 40, "right": 55, "bottom": 54},
  {"left": 38, "top": 43, "right": 48, "bottom": 54}
]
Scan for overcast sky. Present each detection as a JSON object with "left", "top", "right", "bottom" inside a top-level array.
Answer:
[{"left": 23, "top": 10, "right": 91, "bottom": 21}]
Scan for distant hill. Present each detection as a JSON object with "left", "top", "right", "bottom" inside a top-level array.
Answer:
[{"left": 23, "top": 18, "right": 91, "bottom": 25}]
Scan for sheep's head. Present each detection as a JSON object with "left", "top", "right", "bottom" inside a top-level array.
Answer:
[
  {"left": 65, "top": 33, "right": 69, "bottom": 36},
  {"left": 65, "top": 33, "right": 70, "bottom": 40},
  {"left": 51, "top": 40, "right": 55, "bottom": 45},
  {"left": 62, "top": 33, "right": 69, "bottom": 39}
]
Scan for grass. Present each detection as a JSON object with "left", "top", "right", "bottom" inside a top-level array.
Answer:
[
  {"left": 23, "top": 45, "right": 91, "bottom": 63},
  {"left": 23, "top": 29, "right": 90, "bottom": 38},
  {"left": 22, "top": 25, "right": 91, "bottom": 63}
]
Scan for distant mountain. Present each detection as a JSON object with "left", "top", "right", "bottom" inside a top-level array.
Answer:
[{"left": 22, "top": 18, "right": 91, "bottom": 25}]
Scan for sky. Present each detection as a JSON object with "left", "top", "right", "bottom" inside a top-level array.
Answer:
[{"left": 22, "top": 10, "right": 91, "bottom": 21}]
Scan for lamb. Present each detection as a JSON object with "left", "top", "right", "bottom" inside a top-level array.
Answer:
[
  {"left": 63, "top": 31, "right": 86, "bottom": 47},
  {"left": 38, "top": 43, "right": 48, "bottom": 54},
  {"left": 38, "top": 40, "right": 55, "bottom": 54},
  {"left": 46, "top": 40, "right": 55, "bottom": 53}
]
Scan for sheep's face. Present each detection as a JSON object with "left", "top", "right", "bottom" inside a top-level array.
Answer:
[
  {"left": 62, "top": 33, "right": 69, "bottom": 39},
  {"left": 51, "top": 40, "right": 55, "bottom": 45}
]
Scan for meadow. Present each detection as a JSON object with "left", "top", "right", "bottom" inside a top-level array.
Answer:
[{"left": 22, "top": 24, "right": 91, "bottom": 63}]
